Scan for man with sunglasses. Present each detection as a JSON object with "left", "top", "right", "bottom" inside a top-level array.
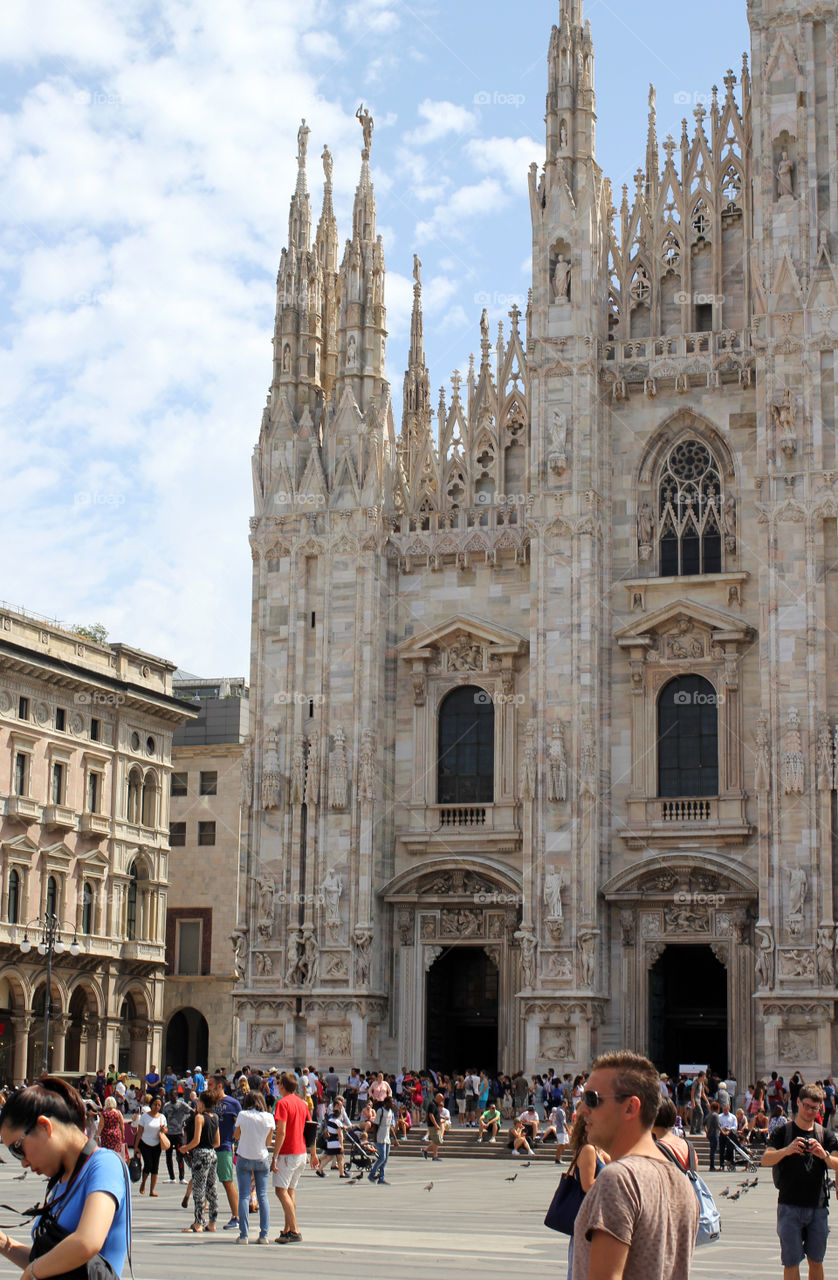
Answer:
[
  {"left": 571, "top": 1051, "right": 698, "bottom": 1280},
  {"left": 762, "top": 1083, "right": 838, "bottom": 1280}
]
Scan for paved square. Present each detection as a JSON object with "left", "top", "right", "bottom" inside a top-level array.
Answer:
[{"left": 0, "top": 1158, "right": 793, "bottom": 1279}]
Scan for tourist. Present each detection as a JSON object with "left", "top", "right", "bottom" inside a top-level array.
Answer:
[
  {"left": 454, "top": 1076, "right": 466, "bottom": 1126},
  {"left": 704, "top": 1101, "right": 721, "bottom": 1171},
  {"left": 652, "top": 1098, "right": 691, "bottom": 1168},
  {"left": 763, "top": 1083, "right": 838, "bottom": 1279},
  {"left": 508, "top": 1116, "right": 534, "bottom": 1157},
  {"left": 477, "top": 1101, "right": 502, "bottom": 1143},
  {"left": 99, "top": 1096, "right": 127, "bottom": 1162},
  {"left": 345, "top": 1067, "right": 361, "bottom": 1120},
  {"left": 421, "top": 1092, "right": 445, "bottom": 1162},
  {"left": 395, "top": 1103, "right": 412, "bottom": 1141},
  {"left": 543, "top": 1101, "right": 569, "bottom": 1163},
  {"left": 181, "top": 1092, "right": 219, "bottom": 1233},
  {"left": 134, "top": 1093, "right": 167, "bottom": 1196},
  {"left": 560, "top": 1109, "right": 609, "bottom": 1280},
  {"left": 163, "top": 1089, "right": 192, "bottom": 1182},
  {"left": 368, "top": 1095, "right": 397, "bottom": 1185},
  {"left": 719, "top": 1102, "right": 738, "bottom": 1172},
  {"left": 233, "top": 1092, "right": 275, "bottom": 1244},
  {"left": 369, "top": 1071, "right": 391, "bottom": 1105},
  {"left": 518, "top": 1103, "right": 541, "bottom": 1146},
  {"left": 572, "top": 1051, "right": 699, "bottom": 1280},
  {"left": 270, "top": 1070, "right": 309, "bottom": 1244},
  {"left": 0, "top": 1078, "right": 130, "bottom": 1278},
  {"left": 207, "top": 1076, "right": 240, "bottom": 1230}
]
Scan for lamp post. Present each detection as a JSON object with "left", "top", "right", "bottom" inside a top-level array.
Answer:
[{"left": 19, "top": 914, "right": 82, "bottom": 1075}]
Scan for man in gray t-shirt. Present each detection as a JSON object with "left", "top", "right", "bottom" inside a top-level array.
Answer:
[{"left": 572, "top": 1051, "right": 698, "bottom": 1280}]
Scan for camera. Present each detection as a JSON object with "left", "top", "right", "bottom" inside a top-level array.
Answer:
[{"left": 802, "top": 1138, "right": 812, "bottom": 1150}]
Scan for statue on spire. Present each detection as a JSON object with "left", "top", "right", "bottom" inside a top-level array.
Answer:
[
  {"left": 322, "top": 144, "right": 333, "bottom": 186},
  {"left": 356, "top": 103, "right": 374, "bottom": 155},
  {"left": 648, "top": 83, "right": 656, "bottom": 115},
  {"left": 297, "top": 119, "right": 310, "bottom": 166},
  {"left": 413, "top": 253, "right": 422, "bottom": 285}
]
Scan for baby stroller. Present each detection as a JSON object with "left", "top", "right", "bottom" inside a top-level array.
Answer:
[
  {"left": 724, "top": 1132, "right": 761, "bottom": 1172},
  {"left": 342, "top": 1127, "right": 376, "bottom": 1173}
]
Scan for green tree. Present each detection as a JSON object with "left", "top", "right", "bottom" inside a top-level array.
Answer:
[{"left": 73, "top": 623, "right": 109, "bottom": 645}]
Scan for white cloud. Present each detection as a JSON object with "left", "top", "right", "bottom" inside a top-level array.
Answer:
[
  {"left": 416, "top": 178, "right": 508, "bottom": 241},
  {"left": 404, "top": 99, "right": 478, "bottom": 147},
  {"left": 466, "top": 134, "right": 541, "bottom": 191}
]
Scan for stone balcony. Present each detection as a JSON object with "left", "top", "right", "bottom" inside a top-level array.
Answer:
[
  {"left": 396, "top": 802, "right": 521, "bottom": 856},
  {"left": 618, "top": 794, "right": 753, "bottom": 848},
  {"left": 42, "top": 804, "right": 77, "bottom": 831},
  {"left": 4, "top": 795, "right": 41, "bottom": 823},
  {"left": 79, "top": 811, "right": 110, "bottom": 838},
  {"left": 602, "top": 329, "right": 754, "bottom": 389}
]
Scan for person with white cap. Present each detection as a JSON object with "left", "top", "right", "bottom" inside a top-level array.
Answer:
[{"left": 193, "top": 1067, "right": 206, "bottom": 1093}]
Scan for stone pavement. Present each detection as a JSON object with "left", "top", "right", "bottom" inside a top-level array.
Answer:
[{"left": 0, "top": 1159, "right": 793, "bottom": 1278}]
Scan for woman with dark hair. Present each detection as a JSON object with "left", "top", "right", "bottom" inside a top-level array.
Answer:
[
  {"left": 560, "top": 1108, "right": 609, "bottom": 1280},
  {"left": 232, "top": 1091, "right": 275, "bottom": 1244},
  {"left": 0, "top": 1076, "right": 130, "bottom": 1277},
  {"left": 132, "top": 1093, "right": 167, "bottom": 1196},
  {"left": 180, "top": 1091, "right": 219, "bottom": 1233}
]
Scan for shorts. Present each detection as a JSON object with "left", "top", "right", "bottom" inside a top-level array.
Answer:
[
  {"left": 216, "top": 1150, "right": 234, "bottom": 1183},
  {"left": 456, "top": 1099, "right": 466, "bottom": 1113},
  {"left": 273, "top": 1153, "right": 307, "bottom": 1190},
  {"left": 427, "top": 1128, "right": 443, "bottom": 1146},
  {"left": 777, "top": 1204, "right": 829, "bottom": 1266}
]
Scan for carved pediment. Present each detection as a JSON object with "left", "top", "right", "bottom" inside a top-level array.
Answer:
[
  {"left": 2, "top": 834, "right": 39, "bottom": 859},
  {"left": 398, "top": 615, "right": 527, "bottom": 666},
  {"left": 601, "top": 850, "right": 759, "bottom": 900},
  {"left": 615, "top": 597, "right": 752, "bottom": 651}
]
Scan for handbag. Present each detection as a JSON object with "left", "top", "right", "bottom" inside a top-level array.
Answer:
[
  {"left": 159, "top": 1132, "right": 171, "bottom": 1152},
  {"left": 128, "top": 1154, "right": 142, "bottom": 1183},
  {"left": 544, "top": 1164, "right": 585, "bottom": 1235},
  {"left": 30, "top": 1207, "right": 117, "bottom": 1280}
]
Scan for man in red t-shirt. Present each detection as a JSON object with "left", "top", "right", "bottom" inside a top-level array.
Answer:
[{"left": 270, "top": 1071, "right": 309, "bottom": 1243}]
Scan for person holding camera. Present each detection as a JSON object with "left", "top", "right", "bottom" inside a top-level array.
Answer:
[{"left": 762, "top": 1083, "right": 838, "bottom": 1280}]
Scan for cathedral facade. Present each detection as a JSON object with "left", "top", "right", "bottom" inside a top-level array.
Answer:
[{"left": 235, "top": 0, "right": 838, "bottom": 1082}]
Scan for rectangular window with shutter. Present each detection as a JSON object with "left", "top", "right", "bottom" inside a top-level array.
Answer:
[{"left": 176, "top": 920, "right": 202, "bottom": 974}]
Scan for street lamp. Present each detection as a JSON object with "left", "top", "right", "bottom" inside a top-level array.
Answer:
[{"left": 19, "top": 914, "right": 82, "bottom": 1075}]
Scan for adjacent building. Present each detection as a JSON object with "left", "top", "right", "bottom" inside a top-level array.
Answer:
[
  {"left": 0, "top": 604, "right": 197, "bottom": 1082},
  {"left": 163, "top": 675, "right": 248, "bottom": 1073},
  {"left": 237, "top": 0, "right": 838, "bottom": 1080}
]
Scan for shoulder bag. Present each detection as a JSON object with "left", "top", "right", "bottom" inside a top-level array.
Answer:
[{"left": 544, "top": 1155, "right": 585, "bottom": 1235}]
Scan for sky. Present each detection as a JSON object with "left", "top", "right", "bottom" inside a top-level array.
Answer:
[{"left": 0, "top": 0, "right": 750, "bottom": 678}]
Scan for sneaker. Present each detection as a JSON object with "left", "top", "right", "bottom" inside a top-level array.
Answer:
[
  {"left": 256, "top": 1237, "right": 269, "bottom": 1245},
  {"left": 367, "top": 1175, "right": 376, "bottom": 1183},
  {"left": 422, "top": 1150, "right": 428, "bottom": 1160},
  {"left": 276, "top": 1232, "right": 302, "bottom": 1244},
  {"left": 488, "top": 1138, "right": 496, "bottom": 1144},
  {"left": 315, "top": 1168, "right": 325, "bottom": 1178},
  {"left": 223, "top": 1219, "right": 240, "bottom": 1231},
  {"left": 235, "top": 1237, "right": 248, "bottom": 1245}
]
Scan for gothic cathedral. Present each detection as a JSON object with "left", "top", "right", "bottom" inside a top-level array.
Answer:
[{"left": 236, "top": 0, "right": 838, "bottom": 1082}]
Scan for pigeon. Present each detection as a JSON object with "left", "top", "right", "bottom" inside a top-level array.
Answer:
[
  {"left": 13, "top": 1171, "right": 27, "bottom": 1182},
  {"left": 505, "top": 1173, "right": 518, "bottom": 1182},
  {"left": 738, "top": 1180, "right": 749, "bottom": 1187},
  {"left": 424, "top": 1182, "right": 434, "bottom": 1192},
  {"left": 749, "top": 1177, "right": 759, "bottom": 1188},
  {"left": 521, "top": 1161, "right": 532, "bottom": 1168},
  {"left": 729, "top": 1190, "right": 741, "bottom": 1201},
  {"left": 720, "top": 1187, "right": 730, "bottom": 1197}
]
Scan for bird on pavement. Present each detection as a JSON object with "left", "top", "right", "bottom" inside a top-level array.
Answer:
[
  {"left": 521, "top": 1161, "right": 531, "bottom": 1168},
  {"left": 424, "top": 1182, "right": 434, "bottom": 1192},
  {"left": 13, "top": 1170, "right": 27, "bottom": 1181},
  {"left": 728, "top": 1190, "right": 741, "bottom": 1201},
  {"left": 748, "top": 1177, "right": 759, "bottom": 1188},
  {"left": 720, "top": 1187, "right": 730, "bottom": 1197},
  {"left": 505, "top": 1173, "right": 518, "bottom": 1182}
]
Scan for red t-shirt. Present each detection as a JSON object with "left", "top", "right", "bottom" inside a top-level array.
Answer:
[{"left": 274, "top": 1092, "right": 308, "bottom": 1155}]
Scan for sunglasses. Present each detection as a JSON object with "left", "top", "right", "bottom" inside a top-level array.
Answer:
[
  {"left": 581, "top": 1090, "right": 632, "bottom": 1109},
  {"left": 8, "top": 1122, "right": 37, "bottom": 1161}
]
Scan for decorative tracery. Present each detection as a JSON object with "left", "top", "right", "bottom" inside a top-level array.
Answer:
[{"left": 657, "top": 439, "right": 724, "bottom": 576}]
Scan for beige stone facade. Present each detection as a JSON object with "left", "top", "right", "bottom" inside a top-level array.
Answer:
[
  {"left": 237, "top": 0, "right": 838, "bottom": 1080},
  {"left": 0, "top": 605, "right": 196, "bottom": 1083},
  {"left": 164, "top": 677, "right": 248, "bottom": 1073}
]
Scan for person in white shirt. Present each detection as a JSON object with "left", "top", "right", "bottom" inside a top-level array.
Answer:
[
  {"left": 368, "top": 1096, "right": 397, "bottom": 1185},
  {"left": 134, "top": 1093, "right": 168, "bottom": 1196},
  {"left": 718, "top": 1102, "right": 739, "bottom": 1172},
  {"left": 518, "top": 1106, "right": 541, "bottom": 1145},
  {"left": 233, "top": 1093, "right": 276, "bottom": 1243}
]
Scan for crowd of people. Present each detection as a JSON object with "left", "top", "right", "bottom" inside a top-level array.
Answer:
[{"left": 1, "top": 1057, "right": 837, "bottom": 1278}]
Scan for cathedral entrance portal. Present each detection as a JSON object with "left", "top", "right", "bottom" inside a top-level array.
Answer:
[
  {"left": 649, "top": 944, "right": 728, "bottom": 1076},
  {"left": 426, "top": 948, "right": 499, "bottom": 1073}
]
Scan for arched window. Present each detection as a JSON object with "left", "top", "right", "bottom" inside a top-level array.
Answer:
[
  {"left": 141, "top": 771, "right": 157, "bottom": 828},
  {"left": 126, "top": 863, "right": 139, "bottom": 941},
  {"left": 658, "top": 439, "right": 723, "bottom": 576},
  {"left": 8, "top": 869, "right": 19, "bottom": 925},
  {"left": 658, "top": 675, "right": 719, "bottom": 797},
  {"left": 45, "top": 875, "right": 57, "bottom": 919},
  {"left": 437, "top": 686, "right": 494, "bottom": 804},
  {"left": 81, "top": 882, "right": 94, "bottom": 936},
  {"left": 126, "top": 768, "right": 142, "bottom": 825}
]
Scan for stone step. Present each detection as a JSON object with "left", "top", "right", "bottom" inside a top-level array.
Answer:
[{"left": 388, "top": 1128, "right": 717, "bottom": 1162}]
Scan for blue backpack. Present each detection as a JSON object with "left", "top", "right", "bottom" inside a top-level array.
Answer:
[{"left": 655, "top": 1139, "right": 721, "bottom": 1246}]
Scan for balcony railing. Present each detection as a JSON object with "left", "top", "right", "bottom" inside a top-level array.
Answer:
[
  {"left": 438, "top": 806, "right": 487, "bottom": 828},
  {"left": 79, "top": 812, "right": 110, "bottom": 837},
  {"left": 620, "top": 794, "right": 751, "bottom": 847},
  {"left": 43, "top": 804, "right": 77, "bottom": 830},
  {"left": 5, "top": 796, "right": 41, "bottom": 823},
  {"left": 659, "top": 798, "right": 713, "bottom": 823}
]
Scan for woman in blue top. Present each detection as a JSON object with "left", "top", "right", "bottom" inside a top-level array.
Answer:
[{"left": 0, "top": 1077, "right": 129, "bottom": 1279}]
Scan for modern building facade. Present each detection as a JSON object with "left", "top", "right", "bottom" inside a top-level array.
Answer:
[
  {"left": 237, "top": 0, "right": 838, "bottom": 1081},
  {"left": 0, "top": 604, "right": 197, "bottom": 1082},
  {"left": 163, "top": 675, "right": 248, "bottom": 1073}
]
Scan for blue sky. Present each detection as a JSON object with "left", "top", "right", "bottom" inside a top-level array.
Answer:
[{"left": 0, "top": 0, "right": 750, "bottom": 677}]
